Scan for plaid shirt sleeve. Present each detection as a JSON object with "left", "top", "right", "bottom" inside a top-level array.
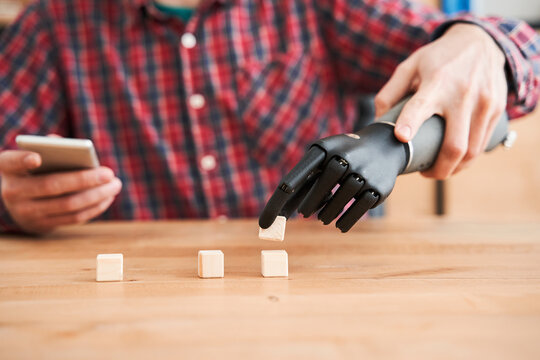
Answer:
[
  {"left": 0, "top": 2, "right": 67, "bottom": 233},
  {"left": 316, "top": 0, "right": 540, "bottom": 118}
]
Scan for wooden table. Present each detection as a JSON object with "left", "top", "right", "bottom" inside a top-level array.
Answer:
[{"left": 1, "top": 218, "right": 540, "bottom": 359}]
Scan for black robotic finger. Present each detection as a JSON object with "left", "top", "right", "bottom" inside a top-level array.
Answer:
[
  {"left": 259, "top": 146, "right": 326, "bottom": 228},
  {"left": 317, "top": 175, "right": 365, "bottom": 225},
  {"left": 335, "top": 190, "right": 379, "bottom": 233},
  {"left": 279, "top": 146, "right": 326, "bottom": 193},
  {"left": 298, "top": 157, "right": 348, "bottom": 218},
  {"left": 279, "top": 174, "right": 318, "bottom": 219}
]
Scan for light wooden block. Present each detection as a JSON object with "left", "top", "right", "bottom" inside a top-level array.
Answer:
[
  {"left": 198, "top": 250, "right": 224, "bottom": 278},
  {"left": 96, "top": 254, "right": 123, "bottom": 282},
  {"left": 259, "top": 215, "right": 286, "bottom": 242},
  {"left": 261, "top": 250, "right": 288, "bottom": 277}
]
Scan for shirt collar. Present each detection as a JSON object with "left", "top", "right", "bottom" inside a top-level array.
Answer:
[
  {"left": 130, "top": 0, "right": 236, "bottom": 9},
  {"left": 128, "top": 0, "right": 236, "bottom": 22}
]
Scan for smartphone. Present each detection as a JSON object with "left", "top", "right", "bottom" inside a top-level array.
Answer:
[{"left": 15, "top": 135, "right": 100, "bottom": 174}]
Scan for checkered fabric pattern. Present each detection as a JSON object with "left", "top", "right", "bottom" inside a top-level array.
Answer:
[{"left": 0, "top": 0, "right": 538, "bottom": 232}]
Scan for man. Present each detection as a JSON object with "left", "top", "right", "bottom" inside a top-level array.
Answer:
[{"left": 0, "top": 0, "right": 538, "bottom": 234}]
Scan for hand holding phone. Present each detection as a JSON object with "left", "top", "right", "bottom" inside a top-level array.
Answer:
[
  {"left": 0, "top": 136, "right": 122, "bottom": 234},
  {"left": 15, "top": 135, "right": 100, "bottom": 174}
]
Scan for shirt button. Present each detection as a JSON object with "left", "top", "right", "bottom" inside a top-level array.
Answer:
[
  {"left": 200, "top": 154, "right": 217, "bottom": 171},
  {"left": 189, "top": 94, "right": 205, "bottom": 109},
  {"left": 181, "top": 32, "right": 197, "bottom": 49}
]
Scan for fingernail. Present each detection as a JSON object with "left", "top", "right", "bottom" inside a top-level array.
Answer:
[
  {"left": 396, "top": 125, "right": 411, "bottom": 141},
  {"left": 24, "top": 154, "right": 40, "bottom": 168},
  {"left": 98, "top": 168, "right": 114, "bottom": 182}
]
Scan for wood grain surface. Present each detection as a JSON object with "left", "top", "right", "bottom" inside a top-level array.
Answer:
[{"left": 1, "top": 218, "right": 539, "bottom": 359}]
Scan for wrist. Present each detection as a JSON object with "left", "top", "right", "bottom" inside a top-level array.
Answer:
[{"left": 446, "top": 23, "right": 506, "bottom": 67}]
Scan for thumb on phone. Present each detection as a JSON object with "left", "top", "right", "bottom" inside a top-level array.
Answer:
[{"left": 0, "top": 150, "right": 42, "bottom": 175}]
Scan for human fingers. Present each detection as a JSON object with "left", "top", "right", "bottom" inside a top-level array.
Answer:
[
  {"left": 452, "top": 94, "right": 491, "bottom": 174},
  {"left": 17, "top": 178, "right": 122, "bottom": 219},
  {"left": 6, "top": 166, "right": 115, "bottom": 200},
  {"left": 35, "top": 196, "right": 116, "bottom": 229},
  {"left": 422, "top": 102, "right": 472, "bottom": 179},
  {"left": 0, "top": 150, "right": 41, "bottom": 175},
  {"left": 393, "top": 85, "right": 441, "bottom": 143},
  {"left": 375, "top": 58, "right": 417, "bottom": 117}
]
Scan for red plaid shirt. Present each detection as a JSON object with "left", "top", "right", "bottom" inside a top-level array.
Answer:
[{"left": 1, "top": 0, "right": 539, "bottom": 232}]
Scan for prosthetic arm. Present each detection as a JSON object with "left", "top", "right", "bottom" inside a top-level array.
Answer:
[{"left": 258, "top": 96, "right": 517, "bottom": 233}]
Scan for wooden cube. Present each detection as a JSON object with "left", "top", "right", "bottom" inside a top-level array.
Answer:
[
  {"left": 198, "top": 250, "right": 224, "bottom": 278},
  {"left": 96, "top": 254, "right": 123, "bottom": 282},
  {"left": 261, "top": 250, "right": 288, "bottom": 277},
  {"left": 259, "top": 215, "right": 286, "bottom": 242}
]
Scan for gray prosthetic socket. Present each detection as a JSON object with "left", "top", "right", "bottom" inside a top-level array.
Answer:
[{"left": 377, "top": 96, "right": 509, "bottom": 174}]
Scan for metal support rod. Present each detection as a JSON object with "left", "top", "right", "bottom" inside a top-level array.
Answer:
[{"left": 435, "top": 180, "right": 445, "bottom": 216}]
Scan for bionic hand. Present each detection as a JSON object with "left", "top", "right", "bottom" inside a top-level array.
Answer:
[{"left": 259, "top": 96, "right": 516, "bottom": 233}]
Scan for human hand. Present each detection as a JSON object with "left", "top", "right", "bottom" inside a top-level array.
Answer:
[
  {"left": 375, "top": 23, "right": 507, "bottom": 179},
  {"left": 0, "top": 150, "right": 122, "bottom": 234}
]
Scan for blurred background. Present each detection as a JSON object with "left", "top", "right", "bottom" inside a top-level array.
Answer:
[{"left": 0, "top": 0, "right": 539, "bottom": 221}]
